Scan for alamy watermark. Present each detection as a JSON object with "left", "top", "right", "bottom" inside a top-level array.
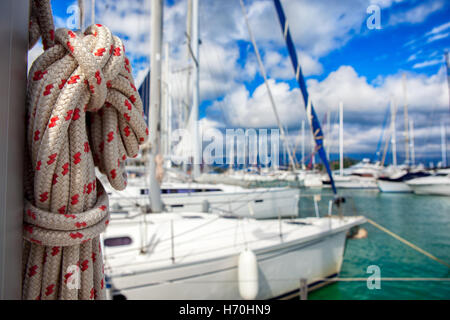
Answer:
[
  {"left": 367, "top": 265, "right": 381, "bottom": 289},
  {"left": 170, "top": 126, "right": 280, "bottom": 167},
  {"left": 65, "top": 264, "right": 81, "bottom": 290},
  {"left": 367, "top": 5, "right": 382, "bottom": 30}
]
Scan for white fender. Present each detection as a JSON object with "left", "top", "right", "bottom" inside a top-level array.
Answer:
[{"left": 238, "top": 249, "right": 258, "bottom": 300}]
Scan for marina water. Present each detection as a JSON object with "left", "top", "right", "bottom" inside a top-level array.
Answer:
[{"left": 296, "top": 188, "right": 450, "bottom": 300}]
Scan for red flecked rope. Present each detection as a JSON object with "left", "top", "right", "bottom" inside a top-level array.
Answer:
[{"left": 24, "top": 0, "right": 148, "bottom": 299}]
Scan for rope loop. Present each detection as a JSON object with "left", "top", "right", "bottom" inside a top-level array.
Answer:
[{"left": 23, "top": 17, "right": 148, "bottom": 299}]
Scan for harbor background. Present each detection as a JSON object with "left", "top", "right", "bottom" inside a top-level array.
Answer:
[{"left": 294, "top": 188, "right": 450, "bottom": 300}]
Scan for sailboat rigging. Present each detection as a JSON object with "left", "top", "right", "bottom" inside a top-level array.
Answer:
[{"left": 272, "top": 0, "right": 338, "bottom": 195}]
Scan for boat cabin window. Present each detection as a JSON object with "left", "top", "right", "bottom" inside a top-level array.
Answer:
[
  {"left": 104, "top": 236, "right": 132, "bottom": 247},
  {"left": 161, "top": 188, "right": 222, "bottom": 193},
  {"left": 140, "top": 188, "right": 222, "bottom": 194}
]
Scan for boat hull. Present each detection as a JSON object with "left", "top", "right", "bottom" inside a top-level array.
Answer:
[
  {"left": 164, "top": 188, "right": 299, "bottom": 219},
  {"left": 107, "top": 230, "right": 348, "bottom": 300},
  {"left": 377, "top": 180, "right": 412, "bottom": 193},
  {"left": 109, "top": 186, "right": 300, "bottom": 219},
  {"left": 408, "top": 184, "right": 450, "bottom": 196}
]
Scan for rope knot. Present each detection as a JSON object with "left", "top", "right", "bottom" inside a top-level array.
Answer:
[
  {"left": 23, "top": 180, "right": 110, "bottom": 247},
  {"left": 24, "top": 0, "right": 148, "bottom": 300},
  {"left": 54, "top": 25, "right": 121, "bottom": 112}
]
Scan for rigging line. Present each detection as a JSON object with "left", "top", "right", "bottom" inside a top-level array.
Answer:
[
  {"left": 239, "top": 0, "right": 298, "bottom": 169},
  {"left": 381, "top": 111, "right": 392, "bottom": 167},
  {"left": 374, "top": 104, "right": 390, "bottom": 163},
  {"left": 366, "top": 218, "right": 450, "bottom": 269},
  {"left": 272, "top": 0, "right": 337, "bottom": 194}
]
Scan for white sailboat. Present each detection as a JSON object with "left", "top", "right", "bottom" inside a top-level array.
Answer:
[
  {"left": 102, "top": 0, "right": 367, "bottom": 300},
  {"left": 377, "top": 75, "right": 424, "bottom": 193},
  {"left": 104, "top": 0, "right": 300, "bottom": 219},
  {"left": 406, "top": 124, "right": 449, "bottom": 196},
  {"left": 103, "top": 212, "right": 366, "bottom": 300},
  {"left": 106, "top": 180, "right": 299, "bottom": 219},
  {"left": 322, "top": 103, "right": 378, "bottom": 189},
  {"left": 406, "top": 169, "right": 450, "bottom": 196}
]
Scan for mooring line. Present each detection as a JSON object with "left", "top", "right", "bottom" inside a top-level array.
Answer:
[{"left": 366, "top": 218, "right": 450, "bottom": 269}]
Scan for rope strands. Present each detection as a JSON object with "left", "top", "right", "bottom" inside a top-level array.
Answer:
[
  {"left": 28, "top": 0, "right": 55, "bottom": 50},
  {"left": 24, "top": 1, "right": 148, "bottom": 300}
]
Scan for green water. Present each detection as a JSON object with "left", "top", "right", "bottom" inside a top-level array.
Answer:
[{"left": 298, "top": 188, "right": 450, "bottom": 300}]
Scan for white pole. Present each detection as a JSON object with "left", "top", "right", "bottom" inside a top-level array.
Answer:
[
  {"left": 301, "top": 120, "right": 305, "bottom": 169},
  {"left": 167, "top": 68, "right": 173, "bottom": 169},
  {"left": 91, "top": 0, "right": 95, "bottom": 25},
  {"left": 402, "top": 74, "right": 410, "bottom": 166},
  {"left": 391, "top": 98, "right": 397, "bottom": 167},
  {"left": 445, "top": 51, "right": 450, "bottom": 113},
  {"left": 339, "top": 101, "right": 344, "bottom": 176},
  {"left": 148, "top": 0, "right": 164, "bottom": 212},
  {"left": 311, "top": 131, "right": 315, "bottom": 167},
  {"left": 441, "top": 121, "right": 447, "bottom": 168},
  {"left": 190, "top": 0, "right": 201, "bottom": 178},
  {"left": 161, "top": 42, "right": 169, "bottom": 159},
  {"left": 410, "top": 119, "right": 415, "bottom": 166},
  {"left": 78, "top": 0, "right": 85, "bottom": 30},
  {"left": 326, "top": 109, "right": 330, "bottom": 160},
  {"left": 182, "top": 0, "right": 192, "bottom": 175}
]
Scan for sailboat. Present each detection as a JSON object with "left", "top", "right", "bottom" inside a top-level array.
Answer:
[
  {"left": 377, "top": 75, "right": 432, "bottom": 193},
  {"left": 322, "top": 103, "right": 379, "bottom": 189},
  {"left": 406, "top": 121, "right": 449, "bottom": 196},
  {"left": 406, "top": 168, "right": 450, "bottom": 196},
  {"left": 103, "top": 0, "right": 300, "bottom": 219},
  {"left": 102, "top": 0, "right": 366, "bottom": 300}
]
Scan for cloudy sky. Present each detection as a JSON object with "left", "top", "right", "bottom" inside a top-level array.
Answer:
[{"left": 29, "top": 0, "right": 450, "bottom": 166}]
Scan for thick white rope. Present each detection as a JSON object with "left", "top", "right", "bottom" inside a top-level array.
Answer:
[{"left": 24, "top": 2, "right": 148, "bottom": 300}]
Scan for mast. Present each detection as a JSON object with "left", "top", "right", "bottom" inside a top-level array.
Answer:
[
  {"left": 410, "top": 119, "right": 415, "bottom": 166},
  {"left": 161, "top": 42, "right": 172, "bottom": 167},
  {"left": 148, "top": 0, "right": 164, "bottom": 212},
  {"left": 182, "top": 0, "right": 192, "bottom": 175},
  {"left": 339, "top": 101, "right": 344, "bottom": 176},
  {"left": 390, "top": 98, "right": 398, "bottom": 167},
  {"left": 272, "top": 0, "right": 337, "bottom": 194},
  {"left": 311, "top": 130, "right": 315, "bottom": 167},
  {"left": 301, "top": 120, "right": 305, "bottom": 169},
  {"left": 189, "top": 0, "right": 201, "bottom": 178},
  {"left": 402, "top": 73, "right": 410, "bottom": 165},
  {"left": 441, "top": 121, "right": 447, "bottom": 168},
  {"left": 326, "top": 109, "right": 331, "bottom": 160},
  {"left": 445, "top": 51, "right": 450, "bottom": 112}
]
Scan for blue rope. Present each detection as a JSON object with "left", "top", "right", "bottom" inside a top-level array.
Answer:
[{"left": 273, "top": 0, "right": 337, "bottom": 194}]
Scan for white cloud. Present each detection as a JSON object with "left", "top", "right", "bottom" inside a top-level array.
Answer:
[
  {"left": 388, "top": 0, "right": 444, "bottom": 25},
  {"left": 243, "top": 0, "right": 368, "bottom": 57},
  {"left": 207, "top": 80, "right": 304, "bottom": 128},
  {"left": 205, "top": 65, "right": 449, "bottom": 158},
  {"left": 426, "top": 21, "right": 450, "bottom": 36},
  {"left": 412, "top": 58, "right": 443, "bottom": 69},
  {"left": 263, "top": 50, "right": 323, "bottom": 78},
  {"left": 427, "top": 32, "right": 449, "bottom": 43}
]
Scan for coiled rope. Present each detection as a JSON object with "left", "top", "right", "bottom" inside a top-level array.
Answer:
[{"left": 23, "top": 1, "right": 148, "bottom": 299}]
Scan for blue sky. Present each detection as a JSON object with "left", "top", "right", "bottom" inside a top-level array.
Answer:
[{"left": 29, "top": 0, "right": 450, "bottom": 166}]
